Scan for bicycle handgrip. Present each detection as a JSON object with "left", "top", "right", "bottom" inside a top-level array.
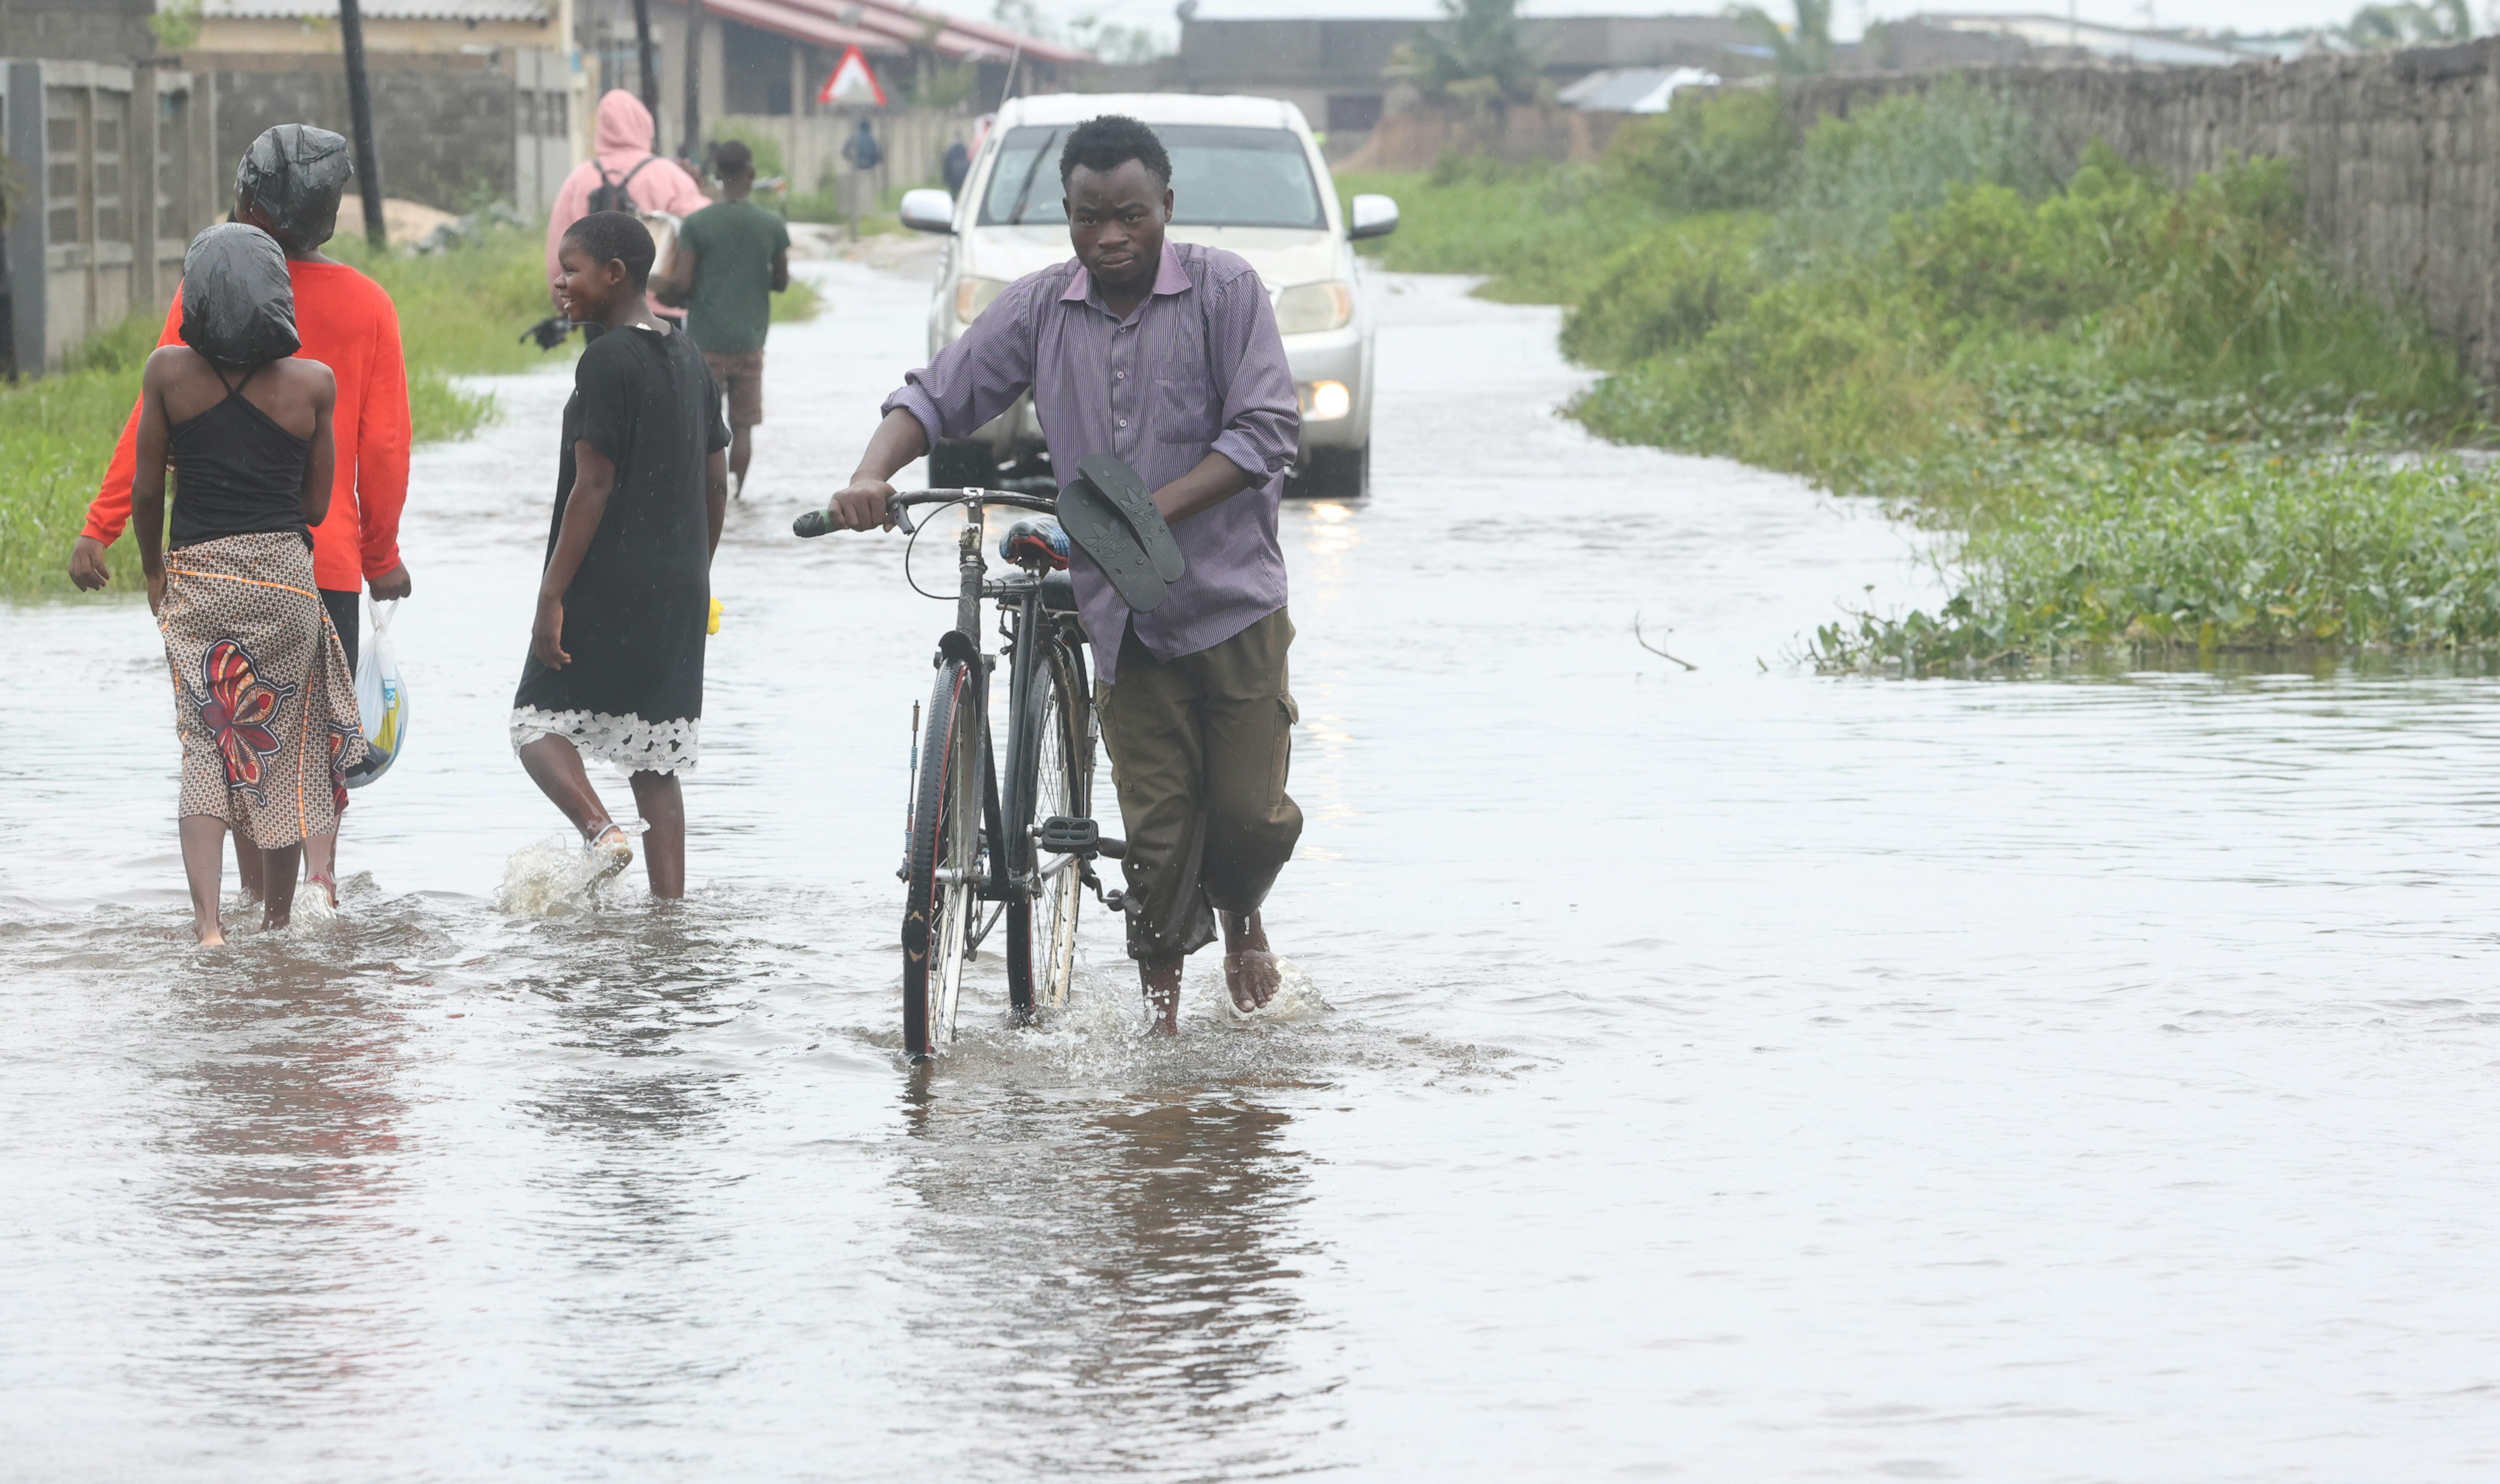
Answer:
[{"left": 792, "top": 507, "right": 835, "bottom": 538}]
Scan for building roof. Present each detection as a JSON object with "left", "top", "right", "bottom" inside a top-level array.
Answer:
[
  {"left": 676, "top": 0, "right": 905, "bottom": 55},
  {"left": 656, "top": 0, "right": 1090, "bottom": 67},
  {"left": 1902, "top": 12, "right": 2269, "bottom": 65},
  {"left": 203, "top": 0, "right": 551, "bottom": 18},
  {"left": 1557, "top": 65, "right": 1721, "bottom": 112}
]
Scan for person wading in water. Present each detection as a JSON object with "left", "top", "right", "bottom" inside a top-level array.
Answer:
[
  {"left": 72, "top": 124, "right": 410, "bottom": 919},
  {"left": 827, "top": 114, "right": 1304, "bottom": 1034},
  {"left": 651, "top": 138, "right": 791, "bottom": 500},
  {"left": 131, "top": 223, "right": 364, "bottom": 945}
]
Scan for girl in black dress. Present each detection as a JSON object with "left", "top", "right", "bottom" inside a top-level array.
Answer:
[{"left": 510, "top": 211, "right": 730, "bottom": 897}]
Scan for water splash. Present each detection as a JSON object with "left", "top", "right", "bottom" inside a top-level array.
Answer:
[{"left": 495, "top": 835, "right": 632, "bottom": 916}]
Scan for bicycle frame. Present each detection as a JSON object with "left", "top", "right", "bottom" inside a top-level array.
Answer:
[{"left": 905, "top": 490, "right": 1095, "bottom": 947}]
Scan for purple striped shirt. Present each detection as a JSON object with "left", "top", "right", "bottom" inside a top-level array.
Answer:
[{"left": 883, "top": 240, "right": 1299, "bottom": 683}]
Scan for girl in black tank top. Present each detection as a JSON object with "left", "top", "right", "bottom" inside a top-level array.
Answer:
[
  {"left": 167, "top": 360, "right": 315, "bottom": 550},
  {"left": 132, "top": 221, "right": 357, "bottom": 946}
]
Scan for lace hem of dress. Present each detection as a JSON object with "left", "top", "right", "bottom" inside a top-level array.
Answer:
[{"left": 509, "top": 706, "right": 700, "bottom": 774}]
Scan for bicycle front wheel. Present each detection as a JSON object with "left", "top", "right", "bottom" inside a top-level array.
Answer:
[
  {"left": 903, "top": 659, "right": 982, "bottom": 1058},
  {"left": 1006, "top": 641, "right": 1093, "bottom": 1013}
]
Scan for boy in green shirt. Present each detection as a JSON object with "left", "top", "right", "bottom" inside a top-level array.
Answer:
[{"left": 655, "top": 140, "right": 790, "bottom": 497}]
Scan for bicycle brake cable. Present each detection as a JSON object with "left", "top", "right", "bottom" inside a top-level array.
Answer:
[{"left": 900, "top": 496, "right": 975, "bottom": 602}]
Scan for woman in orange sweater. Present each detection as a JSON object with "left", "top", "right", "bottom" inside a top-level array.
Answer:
[{"left": 70, "top": 125, "right": 412, "bottom": 916}]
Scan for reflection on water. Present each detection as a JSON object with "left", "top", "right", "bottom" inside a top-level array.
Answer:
[
  {"left": 9, "top": 267, "right": 2500, "bottom": 1480},
  {"left": 894, "top": 1068, "right": 1330, "bottom": 1475},
  {"left": 149, "top": 952, "right": 417, "bottom": 1433}
]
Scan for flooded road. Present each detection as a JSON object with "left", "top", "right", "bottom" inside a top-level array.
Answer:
[{"left": 8, "top": 263, "right": 2500, "bottom": 1481}]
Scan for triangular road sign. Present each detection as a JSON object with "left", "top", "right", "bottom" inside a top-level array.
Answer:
[{"left": 818, "top": 45, "right": 888, "bottom": 107}]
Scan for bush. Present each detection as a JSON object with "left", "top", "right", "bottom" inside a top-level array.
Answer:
[
  {"left": 1559, "top": 213, "right": 1770, "bottom": 370},
  {"left": 1601, "top": 88, "right": 1796, "bottom": 213},
  {"left": 1812, "top": 439, "right": 2500, "bottom": 668},
  {"left": 1767, "top": 77, "right": 2052, "bottom": 264}
]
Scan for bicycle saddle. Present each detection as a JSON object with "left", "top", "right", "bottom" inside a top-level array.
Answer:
[
  {"left": 1057, "top": 455, "right": 1185, "bottom": 613},
  {"left": 999, "top": 517, "right": 1070, "bottom": 571}
]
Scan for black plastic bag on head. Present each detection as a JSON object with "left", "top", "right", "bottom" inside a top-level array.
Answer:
[
  {"left": 180, "top": 224, "right": 300, "bottom": 367},
  {"left": 236, "top": 123, "right": 352, "bottom": 251}
]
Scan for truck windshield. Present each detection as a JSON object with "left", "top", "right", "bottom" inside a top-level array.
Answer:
[{"left": 977, "top": 124, "right": 1326, "bottom": 230}]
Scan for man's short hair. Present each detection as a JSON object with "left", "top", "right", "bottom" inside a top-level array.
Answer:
[
  {"left": 710, "top": 139, "right": 753, "bottom": 178},
  {"left": 1059, "top": 114, "right": 1171, "bottom": 189},
  {"left": 563, "top": 211, "right": 656, "bottom": 287}
]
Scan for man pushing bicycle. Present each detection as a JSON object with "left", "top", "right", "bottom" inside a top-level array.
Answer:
[{"left": 827, "top": 114, "right": 1303, "bottom": 1034}]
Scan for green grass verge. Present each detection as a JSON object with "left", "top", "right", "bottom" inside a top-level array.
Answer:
[
  {"left": 1360, "top": 86, "right": 2497, "bottom": 668},
  {"left": 1336, "top": 161, "right": 1676, "bottom": 304}
]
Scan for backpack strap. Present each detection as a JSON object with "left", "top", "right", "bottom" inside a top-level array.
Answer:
[{"left": 613, "top": 155, "right": 660, "bottom": 210}]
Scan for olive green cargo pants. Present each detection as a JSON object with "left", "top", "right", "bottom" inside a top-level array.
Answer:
[{"left": 1094, "top": 607, "right": 1303, "bottom": 962}]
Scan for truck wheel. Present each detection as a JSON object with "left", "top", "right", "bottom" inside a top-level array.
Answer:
[{"left": 1288, "top": 445, "right": 1368, "bottom": 500}]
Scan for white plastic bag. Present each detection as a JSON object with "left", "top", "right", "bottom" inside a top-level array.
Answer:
[{"left": 347, "top": 597, "right": 408, "bottom": 789}]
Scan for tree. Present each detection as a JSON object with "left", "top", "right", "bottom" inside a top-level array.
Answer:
[
  {"left": 1397, "top": 0, "right": 1541, "bottom": 106},
  {"left": 1727, "top": 0, "right": 1836, "bottom": 75},
  {"left": 2339, "top": 0, "right": 2473, "bottom": 45}
]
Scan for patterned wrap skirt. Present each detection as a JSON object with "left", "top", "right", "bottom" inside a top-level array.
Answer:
[{"left": 159, "top": 531, "right": 368, "bottom": 848}]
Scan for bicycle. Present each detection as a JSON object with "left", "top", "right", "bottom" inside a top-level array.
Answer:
[{"left": 797, "top": 487, "right": 1118, "bottom": 1059}]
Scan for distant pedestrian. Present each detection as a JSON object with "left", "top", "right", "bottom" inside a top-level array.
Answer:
[
  {"left": 841, "top": 119, "right": 883, "bottom": 175},
  {"left": 544, "top": 91, "right": 709, "bottom": 322},
  {"left": 71, "top": 124, "right": 410, "bottom": 919},
  {"left": 652, "top": 139, "right": 790, "bottom": 499},
  {"left": 943, "top": 139, "right": 970, "bottom": 195},
  {"left": 132, "top": 223, "right": 364, "bottom": 946},
  {"left": 511, "top": 212, "right": 730, "bottom": 899}
]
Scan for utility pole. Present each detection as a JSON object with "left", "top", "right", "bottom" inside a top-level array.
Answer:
[
  {"left": 337, "top": 0, "right": 388, "bottom": 248},
  {"left": 681, "top": 0, "right": 704, "bottom": 162},
  {"left": 633, "top": 0, "right": 658, "bottom": 136}
]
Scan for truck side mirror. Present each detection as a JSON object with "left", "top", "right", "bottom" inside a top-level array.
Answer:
[
  {"left": 900, "top": 188, "right": 956, "bottom": 235},
  {"left": 1348, "top": 194, "right": 1399, "bottom": 240}
]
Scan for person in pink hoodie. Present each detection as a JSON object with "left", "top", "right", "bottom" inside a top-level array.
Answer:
[{"left": 546, "top": 91, "right": 710, "bottom": 319}]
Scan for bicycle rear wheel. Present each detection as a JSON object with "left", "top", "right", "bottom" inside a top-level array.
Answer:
[
  {"left": 903, "top": 660, "right": 982, "bottom": 1058},
  {"left": 1006, "top": 641, "right": 1093, "bottom": 1013}
]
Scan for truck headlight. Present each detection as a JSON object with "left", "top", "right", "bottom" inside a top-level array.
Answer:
[
  {"left": 1299, "top": 380, "right": 1353, "bottom": 420},
  {"left": 954, "top": 276, "right": 1008, "bottom": 325},
  {"left": 1274, "top": 280, "right": 1354, "bottom": 335}
]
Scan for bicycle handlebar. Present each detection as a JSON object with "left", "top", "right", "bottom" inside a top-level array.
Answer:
[{"left": 791, "top": 488, "right": 1059, "bottom": 540}]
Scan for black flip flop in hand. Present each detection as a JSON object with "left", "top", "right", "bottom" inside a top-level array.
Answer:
[{"left": 1056, "top": 455, "right": 1185, "bottom": 612}]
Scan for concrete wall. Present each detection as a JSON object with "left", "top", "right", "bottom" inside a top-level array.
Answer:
[
  {"left": 197, "top": 48, "right": 569, "bottom": 214},
  {"left": 1335, "top": 103, "right": 1634, "bottom": 171},
  {"left": 0, "top": 58, "right": 221, "bottom": 374},
  {"left": 1782, "top": 43, "right": 2500, "bottom": 383},
  {"left": 718, "top": 105, "right": 966, "bottom": 202},
  {"left": 0, "top": 0, "right": 155, "bottom": 67}
]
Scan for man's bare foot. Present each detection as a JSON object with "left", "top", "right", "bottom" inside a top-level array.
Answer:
[
  {"left": 1140, "top": 959, "right": 1183, "bottom": 1035},
  {"left": 1220, "top": 910, "right": 1280, "bottom": 1014},
  {"left": 195, "top": 920, "right": 226, "bottom": 947}
]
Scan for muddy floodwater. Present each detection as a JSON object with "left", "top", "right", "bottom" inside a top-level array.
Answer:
[{"left": 7, "top": 264, "right": 2500, "bottom": 1481}]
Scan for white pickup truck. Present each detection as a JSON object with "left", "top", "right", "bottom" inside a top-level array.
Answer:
[{"left": 898, "top": 91, "right": 1398, "bottom": 499}]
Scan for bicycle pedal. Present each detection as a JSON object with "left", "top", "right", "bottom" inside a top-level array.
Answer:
[{"left": 1037, "top": 815, "right": 1098, "bottom": 854}]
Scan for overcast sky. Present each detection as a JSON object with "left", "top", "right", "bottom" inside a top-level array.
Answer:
[{"left": 915, "top": 0, "right": 2434, "bottom": 49}]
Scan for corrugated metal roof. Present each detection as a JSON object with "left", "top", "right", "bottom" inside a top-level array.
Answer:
[
  {"left": 655, "top": 0, "right": 1092, "bottom": 67},
  {"left": 686, "top": 0, "right": 906, "bottom": 56},
  {"left": 204, "top": 0, "right": 552, "bottom": 20},
  {"left": 1557, "top": 67, "right": 1721, "bottom": 113}
]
